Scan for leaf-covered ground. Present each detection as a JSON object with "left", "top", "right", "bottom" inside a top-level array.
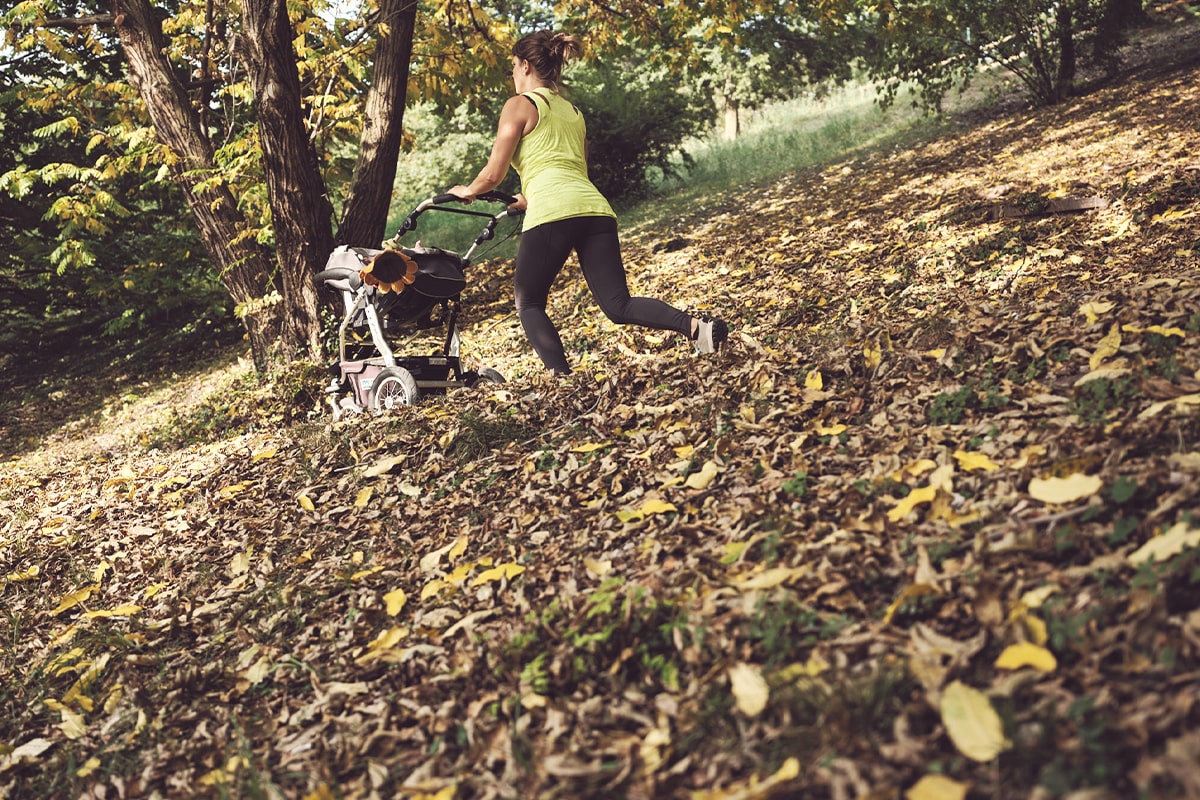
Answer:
[{"left": 4, "top": 19, "right": 1200, "bottom": 800}]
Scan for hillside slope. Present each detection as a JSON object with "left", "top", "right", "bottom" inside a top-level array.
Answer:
[{"left": 3, "top": 20, "right": 1200, "bottom": 800}]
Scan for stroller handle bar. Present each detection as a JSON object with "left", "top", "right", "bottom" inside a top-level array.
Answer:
[
  {"left": 433, "top": 190, "right": 518, "bottom": 206},
  {"left": 394, "top": 191, "right": 521, "bottom": 239}
]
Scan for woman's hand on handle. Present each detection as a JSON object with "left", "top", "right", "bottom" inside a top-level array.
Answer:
[
  {"left": 447, "top": 185, "right": 475, "bottom": 203},
  {"left": 508, "top": 193, "right": 527, "bottom": 213}
]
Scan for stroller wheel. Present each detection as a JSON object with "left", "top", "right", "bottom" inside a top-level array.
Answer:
[
  {"left": 477, "top": 367, "right": 506, "bottom": 384},
  {"left": 371, "top": 367, "right": 419, "bottom": 411}
]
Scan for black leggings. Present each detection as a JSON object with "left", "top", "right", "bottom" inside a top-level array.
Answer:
[{"left": 514, "top": 215, "right": 692, "bottom": 373}]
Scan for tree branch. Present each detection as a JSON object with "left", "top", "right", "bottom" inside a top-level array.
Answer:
[{"left": 42, "top": 14, "right": 116, "bottom": 29}]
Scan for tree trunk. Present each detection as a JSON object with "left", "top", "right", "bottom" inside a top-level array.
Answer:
[
  {"left": 112, "top": 0, "right": 283, "bottom": 371},
  {"left": 237, "top": 0, "right": 335, "bottom": 363},
  {"left": 337, "top": 0, "right": 418, "bottom": 248},
  {"left": 1054, "top": 4, "right": 1076, "bottom": 102},
  {"left": 722, "top": 96, "right": 740, "bottom": 141}
]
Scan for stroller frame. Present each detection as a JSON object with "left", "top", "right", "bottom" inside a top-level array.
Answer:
[{"left": 318, "top": 191, "right": 520, "bottom": 419}]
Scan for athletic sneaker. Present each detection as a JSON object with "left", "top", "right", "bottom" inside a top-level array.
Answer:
[{"left": 693, "top": 317, "right": 729, "bottom": 354}]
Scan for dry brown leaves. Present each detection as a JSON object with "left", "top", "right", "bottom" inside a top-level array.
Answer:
[{"left": 3, "top": 29, "right": 1200, "bottom": 800}]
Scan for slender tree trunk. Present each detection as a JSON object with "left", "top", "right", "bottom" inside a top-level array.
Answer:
[
  {"left": 112, "top": 0, "right": 283, "bottom": 371},
  {"left": 722, "top": 96, "right": 740, "bottom": 141},
  {"left": 237, "top": 0, "right": 334, "bottom": 362},
  {"left": 338, "top": 0, "right": 418, "bottom": 248},
  {"left": 1055, "top": 4, "right": 1076, "bottom": 102}
]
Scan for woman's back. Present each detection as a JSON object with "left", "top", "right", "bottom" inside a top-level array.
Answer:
[{"left": 512, "top": 90, "right": 613, "bottom": 229}]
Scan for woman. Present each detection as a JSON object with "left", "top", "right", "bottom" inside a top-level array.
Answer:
[{"left": 449, "top": 30, "right": 728, "bottom": 375}]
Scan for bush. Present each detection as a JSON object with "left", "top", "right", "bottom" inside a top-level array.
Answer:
[{"left": 568, "top": 61, "right": 708, "bottom": 204}]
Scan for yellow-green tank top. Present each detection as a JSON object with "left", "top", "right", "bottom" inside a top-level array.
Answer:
[{"left": 511, "top": 90, "right": 615, "bottom": 230}]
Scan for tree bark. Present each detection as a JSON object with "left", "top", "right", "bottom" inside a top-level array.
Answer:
[
  {"left": 722, "top": 96, "right": 741, "bottom": 141},
  {"left": 111, "top": 0, "right": 283, "bottom": 371},
  {"left": 1054, "top": 4, "right": 1076, "bottom": 102},
  {"left": 337, "top": 0, "right": 418, "bottom": 248},
  {"left": 237, "top": 0, "right": 335, "bottom": 362}
]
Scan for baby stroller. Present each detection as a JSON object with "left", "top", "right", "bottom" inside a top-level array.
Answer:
[{"left": 317, "top": 191, "right": 521, "bottom": 419}]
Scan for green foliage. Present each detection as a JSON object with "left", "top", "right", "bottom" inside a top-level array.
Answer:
[
  {"left": 862, "top": 0, "right": 1144, "bottom": 109},
  {"left": 567, "top": 60, "right": 708, "bottom": 203},
  {"left": 781, "top": 470, "right": 809, "bottom": 499},
  {"left": 1069, "top": 376, "right": 1139, "bottom": 424}
]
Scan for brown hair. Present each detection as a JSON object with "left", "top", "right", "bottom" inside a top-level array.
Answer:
[{"left": 512, "top": 31, "right": 581, "bottom": 86}]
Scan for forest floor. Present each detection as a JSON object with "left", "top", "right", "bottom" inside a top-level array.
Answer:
[{"left": 4, "top": 13, "right": 1200, "bottom": 800}]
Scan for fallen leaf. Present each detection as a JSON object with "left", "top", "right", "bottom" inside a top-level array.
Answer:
[
  {"left": 51, "top": 585, "right": 98, "bottom": 616},
  {"left": 888, "top": 485, "right": 940, "bottom": 522},
  {"left": 884, "top": 583, "right": 941, "bottom": 625},
  {"left": 1121, "top": 323, "right": 1186, "bottom": 338},
  {"left": 732, "top": 566, "right": 810, "bottom": 590},
  {"left": 940, "top": 680, "right": 1010, "bottom": 762},
  {"left": 616, "top": 498, "right": 677, "bottom": 522},
  {"left": 59, "top": 706, "right": 87, "bottom": 740},
  {"left": 1138, "top": 393, "right": 1200, "bottom": 420},
  {"left": 1128, "top": 521, "right": 1200, "bottom": 565},
  {"left": 1078, "top": 301, "right": 1115, "bottom": 324},
  {"left": 0, "top": 738, "right": 54, "bottom": 774},
  {"left": 354, "top": 486, "right": 373, "bottom": 508},
  {"left": 384, "top": 588, "right": 408, "bottom": 616},
  {"left": 906, "top": 774, "right": 969, "bottom": 800},
  {"left": 954, "top": 450, "right": 1000, "bottom": 472},
  {"left": 684, "top": 460, "right": 721, "bottom": 490},
  {"left": 583, "top": 557, "right": 611, "bottom": 577},
  {"left": 994, "top": 642, "right": 1057, "bottom": 672},
  {"left": 1028, "top": 473, "right": 1103, "bottom": 504},
  {"left": 362, "top": 454, "right": 405, "bottom": 477},
  {"left": 1089, "top": 323, "right": 1121, "bottom": 370},
  {"left": 729, "top": 662, "right": 769, "bottom": 717},
  {"left": 470, "top": 563, "right": 525, "bottom": 586},
  {"left": 5, "top": 565, "right": 41, "bottom": 582},
  {"left": 82, "top": 605, "right": 142, "bottom": 619}
]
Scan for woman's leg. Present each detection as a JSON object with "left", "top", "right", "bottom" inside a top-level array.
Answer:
[
  {"left": 575, "top": 216, "right": 692, "bottom": 336},
  {"left": 514, "top": 221, "right": 575, "bottom": 374}
]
